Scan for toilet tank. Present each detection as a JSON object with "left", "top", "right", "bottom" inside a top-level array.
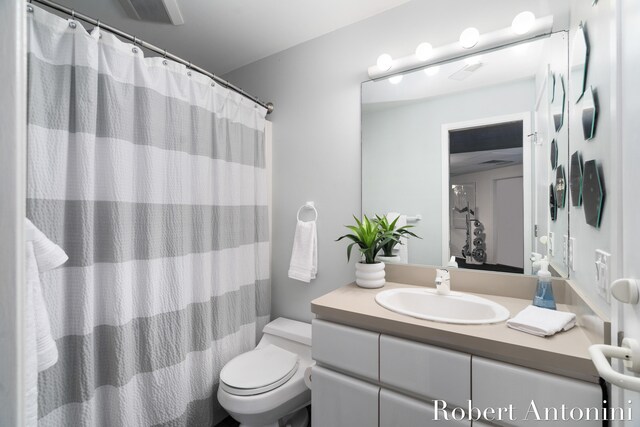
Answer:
[{"left": 262, "top": 318, "right": 312, "bottom": 347}]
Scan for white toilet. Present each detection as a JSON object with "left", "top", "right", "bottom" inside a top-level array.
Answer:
[{"left": 217, "top": 318, "right": 313, "bottom": 427}]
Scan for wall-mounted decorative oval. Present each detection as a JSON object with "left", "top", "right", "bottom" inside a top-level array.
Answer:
[
  {"left": 550, "top": 183, "right": 557, "bottom": 222},
  {"left": 571, "top": 24, "right": 589, "bottom": 103},
  {"left": 582, "top": 86, "right": 598, "bottom": 139},
  {"left": 556, "top": 165, "right": 567, "bottom": 209},
  {"left": 583, "top": 160, "right": 604, "bottom": 228},
  {"left": 570, "top": 151, "right": 583, "bottom": 207},
  {"left": 552, "top": 74, "right": 566, "bottom": 131}
]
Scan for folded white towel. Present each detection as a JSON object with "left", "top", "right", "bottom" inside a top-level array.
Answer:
[
  {"left": 288, "top": 220, "right": 317, "bottom": 283},
  {"left": 507, "top": 305, "right": 576, "bottom": 337},
  {"left": 387, "top": 212, "right": 408, "bottom": 264}
]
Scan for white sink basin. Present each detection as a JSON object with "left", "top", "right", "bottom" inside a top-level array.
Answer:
[{"left": 375, "top": 288, "right": 510, "bottom": 325}]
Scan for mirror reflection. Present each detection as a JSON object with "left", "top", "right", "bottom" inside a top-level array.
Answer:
[
  {"left": 362, "top": 33, "right": 569, "bottom": 277},
  {"left": 571, "top": 25, "right": 589, "bottom": 103},
  {"left": 551, "top": 74, "right": 566, "bottom": 132}
]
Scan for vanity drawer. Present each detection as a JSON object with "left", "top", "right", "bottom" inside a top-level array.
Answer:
[
  {"left": 312, "top": 319, "right": 379, "bottom": 381},
  {"left": 472, "top": 357, "right": 603, "bottom": 426},
  {"left": 312, "top": 366, "right": 379, "bottom": 427},
  {"left": 380, "top": 334, "right": 470, "bottom": 407},
  {"left": 380, "top": 389, "right": 470, "bottom": 427}
]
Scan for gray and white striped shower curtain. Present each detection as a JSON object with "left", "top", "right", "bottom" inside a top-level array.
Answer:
[{"left": 26, "top": 6, "right": 270, "bottom": 426}]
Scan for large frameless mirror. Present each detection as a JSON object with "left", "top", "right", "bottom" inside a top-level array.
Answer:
[{"left": 362, "top": 32, "right": 570, "bottom": 277}]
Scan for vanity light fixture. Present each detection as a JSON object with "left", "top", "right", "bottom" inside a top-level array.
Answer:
[
  {"left": 512, "top": 11, "right": 536, "bottom": 35},
  {"left": 459, "top": 27, "right": 480, "bottom": 49},
  {"left": 367, "top": 15, "right": 553, "bottom": 80},
  {"left": 376, "top": 54, "right": 393, "bottom": 72},
  {"left": 388, "top": 75, "right": 403, "bottom": 84},
  {"left": 415, "top": 42, "right": 434, "bottom": 61},
  {"left": 424, "top": 65, "right": 440, "bottom": 76}
]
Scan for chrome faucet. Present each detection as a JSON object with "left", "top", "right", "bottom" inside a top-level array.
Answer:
[{"left": 435, "top": 269, "right": 451, "bottom": 295}]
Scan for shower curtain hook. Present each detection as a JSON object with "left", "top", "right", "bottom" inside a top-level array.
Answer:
[
  {"left": 71, "top": 10, "right": 75, "bottom": 20},
  {"left": 96, "top": 19, "right": 100, "bottom": 29}
]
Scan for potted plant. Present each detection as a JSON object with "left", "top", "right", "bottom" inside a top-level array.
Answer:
[
  {"left": 336, "top": 215, "right": 395, "bottom": 288},
  {"left": 374, "top": 214, "right": 421, "bottom": 264}
]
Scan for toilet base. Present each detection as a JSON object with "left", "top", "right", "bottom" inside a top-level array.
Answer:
[{"left": 238, "top": 407, "right": 309, "bottom": 427}]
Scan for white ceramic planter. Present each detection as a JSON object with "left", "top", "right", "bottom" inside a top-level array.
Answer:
[
  {"left": 355, "top": 262, "right": 385, "bottom": 288},
  {"left": 377, "top": 255, "right": 401, "bottom": 264}
]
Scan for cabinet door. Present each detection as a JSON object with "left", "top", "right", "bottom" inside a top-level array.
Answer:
[
  {"left": 311, "top": 366, "right": 379, "bottom": 427},
  {"left": 312, "top": 319, "right": 379, "bottom": 381},
  {"left": 380, "top": 334, "right": 471, "bottom": 407},
  {"left": 380, "top": 389, "right": 470, "bottom": 427},
  {"left": 472, "top": 357, "right": 603, "bottom": 426}
]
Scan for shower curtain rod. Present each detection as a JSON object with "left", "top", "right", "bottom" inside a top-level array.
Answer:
[{"left": 29, "top": 0, "right": 274, "bottom": 114}]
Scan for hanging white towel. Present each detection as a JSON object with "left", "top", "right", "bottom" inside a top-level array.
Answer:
[
  {"left": 24, "top": 219, "right": 68, "bottom": 427},
  {"left": 387, "top": 212, "right": 408, "bottom": 264},
  {"left": 506, "top": 305, "right": 576, "bottom": 337},
  {"left": 288, "top": 220, "right": 317, "bottom": 283}
]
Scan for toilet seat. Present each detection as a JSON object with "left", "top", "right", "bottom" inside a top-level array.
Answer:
[{"left": 220, "top": 344, "right": 299, "bottom": 396}]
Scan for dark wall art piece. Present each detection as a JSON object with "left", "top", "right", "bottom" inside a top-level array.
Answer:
[
  {"left": 552, "top": 74, "right": 566, "bottom": 132},
  {"left": 583, "top": 160, "right": 605, "bottom": 228},
  {"left": 570, "top": 151, "right": 583, "bottom": 207},
  {"left": 550, "top": 183, "right": 557, "bottom": 221},
  {"left": 551, "top": 139, "right": 558, "bottom": 170},
  {"left": 556, "top": 165, "right": 567, "bottom": 209}
]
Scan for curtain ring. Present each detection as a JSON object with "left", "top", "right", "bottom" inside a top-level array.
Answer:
[
  {"left": 71, "top": 10, "right": 75, "bottom": 19},
  {"left": 133, "top": 36, "right": 137, "bottom": 46},
  {"left": 96, "top": 19, "right": 100, "bottom": 29},
  {"left": 163, "top": 49, "right": 167, "bottom": 58}
]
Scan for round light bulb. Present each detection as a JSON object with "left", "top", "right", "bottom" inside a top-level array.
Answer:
[
  {"left": 459, "top": 27, "right": 480, "bottom": 49},
  {"left": 424, "top": 65, "right": 440, "bottom": 76},
  {"left": 376, "top": 54, "right": 393, "bottom": 71},
  {"left": 512, "top": 11, "right": 535, "bottom": 35},
  {"left": 415, "top": 42, "right": 434, "bottom": 61},
  {"left": 388, "top": 75, "right": 403, "bottom": 84}
]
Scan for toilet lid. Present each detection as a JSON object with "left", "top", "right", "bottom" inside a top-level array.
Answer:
[{"left": 220, "top": 345, "right": 299, "bottom": 395}]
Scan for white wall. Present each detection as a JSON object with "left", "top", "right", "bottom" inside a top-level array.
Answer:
[
  {"left": 451, "top": 164, "right": 524, "bottom": 267},
  {"left": 225, "top": 1, "right": 570, "bottom": 322},
  {"left": 361, "top": 79, "right": 535, "bottom": 266},
  {"left": 0, "top": 1, "right": 26, "bottom": 425}
]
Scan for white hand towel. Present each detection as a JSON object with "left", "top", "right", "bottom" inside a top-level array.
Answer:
[
  {"left": 25, "top": 219, "right": 68, "bottom": 371},
  {"left": 507, "top": 305, "right": 576, "bottom": 337},
  {"left": 288, "top": 220, "right": 317, "bottom": 283},
  {"left": 387, "top": 212, "right": 408, "bottom": 264}
]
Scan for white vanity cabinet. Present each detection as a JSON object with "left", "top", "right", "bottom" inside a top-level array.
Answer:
[
  {"left": 472, "top": 357, "right": 603, "bottom": 426},
  {"left": 312, "top": 366, "right": 379, "bottom": 427},
  {"left": 311, "top": 319, "right": 603, "bottom": 427}
]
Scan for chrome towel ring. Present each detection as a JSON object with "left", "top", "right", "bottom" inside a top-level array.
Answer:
[{"left": 296, "top": 201, "right": 318, "bottom": 222}]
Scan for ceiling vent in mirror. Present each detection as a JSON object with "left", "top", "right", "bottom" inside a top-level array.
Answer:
[
  {"left": 449, "top": 63, "right": 483, "bottom": 81},
  {"left": 118, "top": 0, "right": 184, "bottom": 25}
]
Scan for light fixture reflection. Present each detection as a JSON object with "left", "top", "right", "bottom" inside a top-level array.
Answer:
[
  {"left": 376, "top": 54, "right": 393, "bottom": 71},
  {"left": 388, "top": 75, "right": 403, "bottom": 84},
  {"left": 512, "top": 11, "right": 535, "bottom": 35},
  {"left": 465, "top": 55, "right": 482, "bottom": 65},
  {"left": 424, "top": 65, "right": 440, "bottom": 76},
  {"left": 459, "top": 27, "right": 480, "bottom": 49},
  {"left": 415, "top": 42, "right": 434, "bottom": 61}
]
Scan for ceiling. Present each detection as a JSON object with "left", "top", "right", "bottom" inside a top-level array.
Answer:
[{"left": 45, "top": 0, "right": 411, "bottom": 74}]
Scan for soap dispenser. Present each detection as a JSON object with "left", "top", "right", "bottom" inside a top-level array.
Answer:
[{"left": 533, "top": 260, "right": 556, "bottom": 310}]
